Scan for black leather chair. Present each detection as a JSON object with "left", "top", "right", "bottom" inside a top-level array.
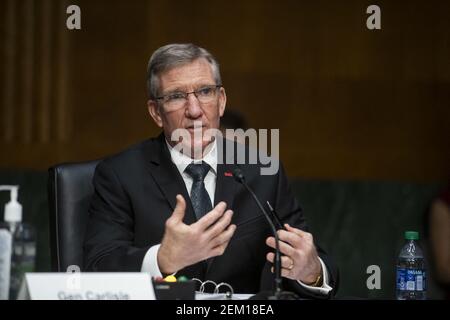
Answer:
[{"left": 48, "top": 160, "right": 100, "bottom": 272}]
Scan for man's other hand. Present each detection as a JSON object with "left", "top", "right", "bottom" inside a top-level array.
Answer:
[{"left": 265, "top": 223, "right": 322, "bottom": 285}]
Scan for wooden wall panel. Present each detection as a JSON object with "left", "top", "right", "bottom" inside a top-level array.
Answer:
[
  {"left": 2, "top": 0, "right": 17, "bottom": 143},
  {"left": 0, "top": 0, "right": 448, "bottom": 181}
]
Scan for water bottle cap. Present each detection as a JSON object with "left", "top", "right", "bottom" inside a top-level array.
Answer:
[{"left": 405, "top": 231, "right": 419, "bottom": 240}]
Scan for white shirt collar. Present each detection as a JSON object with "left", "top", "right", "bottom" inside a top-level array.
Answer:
[{"left": 166, "top": 139, "right": 218, "bottom": 176}]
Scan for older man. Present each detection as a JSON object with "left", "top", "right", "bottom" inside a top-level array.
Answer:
[{"left": 84, "top": 43, "right": 338, "bottom": 298}]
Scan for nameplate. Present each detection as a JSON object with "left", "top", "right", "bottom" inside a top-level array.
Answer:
[{"left": 23, "top": 273, "right": 155, "bottom": 300}]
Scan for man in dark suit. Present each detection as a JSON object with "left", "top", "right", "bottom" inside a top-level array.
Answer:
[{"left": 84, "top": 43, "right": 338, "bottom": 298}]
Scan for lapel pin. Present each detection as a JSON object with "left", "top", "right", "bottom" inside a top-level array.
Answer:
[{"left": 224, "top": 172, "right": 233, "bottom": 177}]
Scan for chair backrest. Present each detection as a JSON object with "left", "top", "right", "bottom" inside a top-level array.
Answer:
[{"left": 48, "top": 160, "right": 100, "bottom": 272}]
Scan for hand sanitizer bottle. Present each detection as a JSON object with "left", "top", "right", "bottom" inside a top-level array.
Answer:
[
  {"left": 0, "top": 186, "right": 35, "bottom": 300},
  {"left": 0, "top": 185, "right": 22, "bottom": 300}
]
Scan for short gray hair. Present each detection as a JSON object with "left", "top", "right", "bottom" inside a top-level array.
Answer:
[{"left": 146, "top": 43, "right": 222, "bottom": 99}]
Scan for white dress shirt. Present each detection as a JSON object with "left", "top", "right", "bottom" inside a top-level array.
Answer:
[{"left": 141, "top": 139, "right": 332, "bottom": 295}]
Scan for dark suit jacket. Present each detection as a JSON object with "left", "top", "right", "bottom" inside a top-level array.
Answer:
[{"left": 84, "top": 134, "right": 338, "bottom": 298}]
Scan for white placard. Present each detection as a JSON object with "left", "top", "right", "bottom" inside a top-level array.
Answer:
[{"left": 23, "top": 273, "right": 155, "bottom": 300}]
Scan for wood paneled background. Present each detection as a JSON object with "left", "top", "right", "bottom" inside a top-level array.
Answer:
[{"left": 1, "top": 0, "right": 449, "bottom": 181}]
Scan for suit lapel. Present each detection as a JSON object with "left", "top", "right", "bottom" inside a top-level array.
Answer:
[
  {"left": 213, "top": 137, "right": 238, "bottom": 209},
  {"left": 144, "top": 134, "right": 197, "bottom": 225},
  {"left": 206, "top": 138, "right": 240, "bottom": 273},
  {"left": 214, "top": 164, "right": 237, "bottom": 209}
]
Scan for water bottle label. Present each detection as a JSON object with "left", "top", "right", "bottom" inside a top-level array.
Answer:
[{"left": 396, "top": 268, "right": 426, "bottom": 291}]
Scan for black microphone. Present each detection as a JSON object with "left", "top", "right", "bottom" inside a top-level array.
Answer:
[
  {"left": 266, "top": 201, "right": 286, "bottom": 231},
  {"left": 232, "top": 167, "right": 284, "bottom": 298}
]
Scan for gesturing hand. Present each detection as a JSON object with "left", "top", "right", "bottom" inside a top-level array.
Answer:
[
  {"left": 265, "top": 224, "right": 322, "bottom": 285},
  {"left": 157, "top": 194, "right": 236, "bottom": 274}
]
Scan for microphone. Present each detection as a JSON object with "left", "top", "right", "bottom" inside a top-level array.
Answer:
[
  {"left": 266, "top": 201, "right": 286, "bottom": 231},
  {"left": 232, "top": 167, "right": 285, "bottom": 299}
]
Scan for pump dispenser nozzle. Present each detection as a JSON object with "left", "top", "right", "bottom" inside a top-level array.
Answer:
[{"left": 0, "top": 185, "right": 22, "bottom": 225}]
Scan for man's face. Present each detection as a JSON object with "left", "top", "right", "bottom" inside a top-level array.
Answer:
[{"left": 147, "top": 58, "right": 226, "bottom": 156}]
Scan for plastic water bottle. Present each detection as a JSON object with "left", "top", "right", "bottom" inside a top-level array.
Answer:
[{"left": 396, "top": 231, "right": 426, "bottom": 300}]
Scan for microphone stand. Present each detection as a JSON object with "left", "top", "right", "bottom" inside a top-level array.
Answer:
[{"left": 233, "top": 168, "right": 298, "bottom": 300}]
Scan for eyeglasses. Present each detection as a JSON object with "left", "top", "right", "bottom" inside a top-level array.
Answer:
[{"left": 156, "top": 85, "right": 222, "bottom": 112}]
